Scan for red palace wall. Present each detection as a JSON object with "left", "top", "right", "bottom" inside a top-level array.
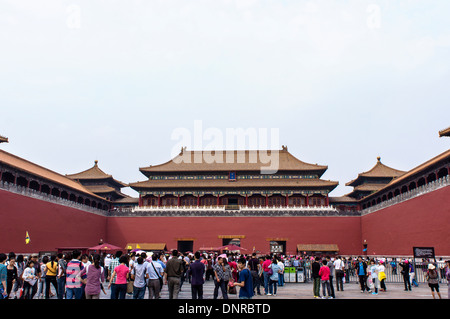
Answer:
[
  {"left": 0, "top": 189, "right": 107, "bottom": 254},
  {"left": 361, "top": 185, "right": 450, "bottom": 256},
  {"left": 1, "top": 186, "right": 449, "bottom": 256},
  {"left": 106, "top": 216, "right": 362, "bottom": 255}
]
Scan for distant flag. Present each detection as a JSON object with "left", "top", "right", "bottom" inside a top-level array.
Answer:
[{"left": 25, "top": 231, "right": 30, "bottom": 244}]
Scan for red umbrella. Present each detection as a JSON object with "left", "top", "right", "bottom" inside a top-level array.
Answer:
[{"left": 88, "top": 243, "right": 123, "bottom": 252}]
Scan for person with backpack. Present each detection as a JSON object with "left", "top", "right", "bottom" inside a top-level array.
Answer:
[
  {"left": 65, "top": 250, "right": 84, "bottom": 299},
  {"left": 131, "top": 256, "right": 147, "bottom": 299},
  {"left": 425, "top": 263, "right": 441, "bottom": 299},
  {"left": 78, "top": 254, "right": 105, "bottom": 299},
  {"left": 57, "top": 253, "right": 68, "bottom": 299}
]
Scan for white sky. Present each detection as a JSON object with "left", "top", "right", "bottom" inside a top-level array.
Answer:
[{"left": 0, "top": 0, "right": 449, "bottom": 197}]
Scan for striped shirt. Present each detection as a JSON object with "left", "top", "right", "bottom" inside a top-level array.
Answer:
[
  {"left": 108, "top": 258, "right": 120, "bottom": 284},
  {"left": 65, "top": 259, "right": 84, "bottom": 289}
]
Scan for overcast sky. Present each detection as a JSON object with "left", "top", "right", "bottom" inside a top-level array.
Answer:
[{"left": 1, "top": 0, "right": 449, "bottom": 197}]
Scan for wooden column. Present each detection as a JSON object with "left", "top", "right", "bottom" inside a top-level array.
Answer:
[
  {"left": 178, "top": 194, "right": 181, "bottom": 207},
  {"left": 326, "top": 194, "right": 329, "bottom": 206},
  {"left": 197, "top": 195, "right": 200, "bottom": 206},
  {"left": 285, "top": 194, "right": 289, "bottom": 206},
  {"left": 265, "top": 195, "right": 268, "bottom": 207},
  {"left": 138, "top": 194, "right": 142, "bottom": 207},
  {"left": 306, "top": 195, "right": 309, "bottom": 206},
  {"left": 217, "top": 195, "right": 220, "bottom": 206},
  {"left": 158, "top": 194, "right": 161, "bottom": 207}
]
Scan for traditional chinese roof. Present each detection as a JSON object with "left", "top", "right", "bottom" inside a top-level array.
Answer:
[
  {"left": 328, "top": 195, "right": 358, "bottom": 203},
  {"left": 346, "top": 157, "right": 405, "bottom": 187},
  {"left": 129, "top": 177, "right": 338, "bottom": 191},
  {"left": 83, "top": 185, "right": 127, "bottom": 199},
  {"left": 139, "top": 148, "right": 328, "bottom": 177},
  {"left": 439, "top": 126, "right": 450, "bottom": 137},
  {"left": 0, "top": 149, "right": 105, "bottom": 200},
  {"left": 66, "top": 160, "right": 127, "bottom": 188},
  {"left": 361, "top": 148, "right": 450, "bottom": 202}
]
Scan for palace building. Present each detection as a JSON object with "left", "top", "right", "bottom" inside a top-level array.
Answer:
[
  {"left": 129, "top": 147, "right": 339, "bottom": 209},
  {"left": 0, "top": 133, "right": 449, "bottom": 257}
]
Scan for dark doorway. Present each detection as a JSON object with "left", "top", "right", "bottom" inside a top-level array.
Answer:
[
  {"left": 228, "top": 198, "right": 238, "bottom": 205},
  {"left": 177, "top": 241, "right": 194, "bottom": 254}
]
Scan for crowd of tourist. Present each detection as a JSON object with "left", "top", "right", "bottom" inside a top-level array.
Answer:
[{"left": 1, "top": 250, "right": 449, "bottom": 300}]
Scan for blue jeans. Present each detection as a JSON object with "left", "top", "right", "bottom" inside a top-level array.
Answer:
[
  {"left": 116, "top": 284, "right": 127, "bottom": 299},
  {"left": 278, "top": 273, "right": 285, "bottom": 286},
  {"left": 263, "top": 271, "right": 270, "bottom": 294},
  {"left": 133, "top": 286, "right": 146, "bottom": 299},
  {"left": 66, "top": 287, "right": 82, "bottom": 299},
  {"left": 269, "top": 279, "right": 277, "bottom": 295},
  {"left": 57, "top": 277, "right": 65, "bottom": 299}
]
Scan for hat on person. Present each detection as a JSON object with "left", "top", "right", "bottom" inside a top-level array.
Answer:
[{"left": 428, "top": 264, "right": 435, "bottom": 270}]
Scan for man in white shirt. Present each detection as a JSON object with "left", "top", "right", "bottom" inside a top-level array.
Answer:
[
  {"left": 333, "top": 256, "right": 345, "bottom": 291},
  {"left": 146, "top": 254, "right": 164, "bottom": 299}
]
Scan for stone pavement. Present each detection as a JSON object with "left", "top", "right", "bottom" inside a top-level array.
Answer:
[{"left": 98, "top": 279, "right": 449, "bottom": 300}]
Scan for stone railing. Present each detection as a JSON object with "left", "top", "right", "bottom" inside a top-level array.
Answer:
[
  {"left": 361, "top": 175, "right": 450, "bottom": 215},
  {"left": 0, "top": 180, "right": 109, "bottom": 216},
  {"left": 121, "top": 204, "right": 358, "bottom": 217}
]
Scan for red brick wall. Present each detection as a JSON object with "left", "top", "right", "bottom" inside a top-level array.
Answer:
[
  {"left": 0, "top": 189, "right": 107, "bottom": 254},
  {"left": 361, "top": 185, "right": 450, "bottom": 256},
  {"left": 106, "top": 215, "right": 362, "bottom": 255}
]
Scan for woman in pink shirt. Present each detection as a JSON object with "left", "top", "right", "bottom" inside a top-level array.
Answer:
[
  {"left": 319, "top": 259, "right": 332, "bottom": 299},
  {"left": 107, "top": 256, "right": 129, "bottom": 299}
]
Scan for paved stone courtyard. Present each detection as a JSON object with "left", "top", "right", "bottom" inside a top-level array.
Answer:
[{"left": 96, "top": 279, "right": 448, "bottom": 300}]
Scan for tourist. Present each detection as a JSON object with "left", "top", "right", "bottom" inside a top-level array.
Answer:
[
  {"left": 369, "top": 259, "right": 380, "bottom": 295},
  {"left": 104, "top": 254, "right": 112, "bottom": 279},
  {"left": 378, "top": 259, "right": 387, "bottom": 292},
  {"left": 205, "top": 255, "right": 214, "bottom": 281},
  {"left": 311, "top": 256, "right": 321, "bottom": 298},
  {"left": 65, "top": 250, "right": 84, "bottom": 299},
  {"left": 6, "top": 255, "right": 17, "bottom": 299},
  {"left": 130, "top": 256, "right": 147, "bottom": 299},
  {"left": 0, "top": 253, "right": 7, "bottom": 299},
  {"left": 326, "top": 256, "right": 335, "bottom": 298},
  {"left": 334, "top": 256, "right": 344, "bottom": 292},
  {"left": 399, "top": 259, "right": 411, "bottom": 291},
  {"left": 262, "top": 255, "right": 272, "bottom": 295},
  {"left": 190, "top": 251, "right": 205, "bottom": 299},
  {"left": 213, "top": 257, "right": 230, "bottom": 299},
  {"left": 78, "top": 254, "right": 105, "bottom": 299},
  {"left": 22, "top": 259, "right": 37, "bottom": 299},
  {"left": 165, "top": 250, "right": 183, "bottom": 299},
  {"left": 56, "top": 253, "right": 67, "bottom": 299},
  {"left": 248, "top": 253, "right": 261, "bottom": 296},
  {"left": 425, "top": 263, "right": 441, "bottom": 299},
  {"left": 357, "top": 256, "right": 371, "bottom": 293},
  {"left": 390, "top": 259, "right": 397, "bottom": 275},
  {"left": 147, "top": 253, "right": 164, "bottom": 299},
  {"left": 108, "top": 255, "right": 129, "bottom": 299},
  {"left": 37, "top": 255, "right": 48, "bottom": 299},
  {"left": 409, "top": 261, "right": 419, "bottom": 287},
  {"left": 234, "top": 257, "right": 253, "bottom": 299},
  {"left": 107, "top": 250, "right": 122, "bottom": 299},
  {"left": 44, "top": 255, "right": 58, "bottom": 299},
  {"left": 268, "top": 257, "right": 281, "bottom": 296},
  {"left": 319, "top": 259, "right": 332, "bottom": 299},
  {"left": 11, "top": 254, "right": 24, "bottom": 299},
  {"left": 277, "top": 257, "right": 285, "bottom": 287},
  {"left": 445, "top": 260, "right": 450, "bottom": 299}
]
